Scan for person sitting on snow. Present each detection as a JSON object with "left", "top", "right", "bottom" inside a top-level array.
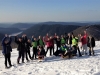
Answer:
[
  {"left": 37, "top": 46, "right": 46, "bottom": 61},
  {"left": 60, "top": 44, "right": 73, "bottom": 58}
]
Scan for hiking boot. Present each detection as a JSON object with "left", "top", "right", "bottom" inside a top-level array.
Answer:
[
  {"left": 22, "top": 61, "right": 25, "bottom": 63},
  {"left": 27, "top": 60, "right": 29, "bottom": 62},
  {"left": 9, "top": 64, "right": 12, "bottom": 67},
  {"left": 5, "top": 66, "right": 9, "bottom": 69}
]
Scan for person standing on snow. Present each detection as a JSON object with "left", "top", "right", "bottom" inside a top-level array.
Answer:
[
  {"left": 66, "top": 33, "right": 72, "bottom": 49},
  {"left": 2, "top": 34, "right": 12, "bottom": 68},
  {"left": 71, "top": 35, "right": 78, "bottom": 56},
  {"left": 32, "top": 38, "right": 38, "bottom": 60},
  {"left": 61, "top": 35, "right": 66, "bottom": 45},
  {"left": 37, "top": 36, "right": 44, "bottom": 49},
  {"left": 81, "top": 31, "right": 88, "bottom": 55},
  {"left": 87, "top": 35, "right": 95, "bottom": 56},
  {"left": 50, "top": 36, "right": 55, "bottom": 55},
  {"left": 22, "top": 34, "right": 28, "bottom": 61},
  {"left": 55, "top": 36, "right": 61, "bottom": 51},
  {"left": 15, "top": 36, "right": 25, "bottom": 64},
  {"left": 26, "top": 39, "right": 32, "bottom": 61},
  {"left": 45, "top": 38, "right": 52, "bottom": 56},
  {"left": 78, "top": 34, "right": 82, "bottom": 52}
]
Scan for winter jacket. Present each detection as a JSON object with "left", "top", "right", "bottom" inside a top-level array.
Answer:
[
  {"left": 54, "top": 35, "right": 57, "bottom": 43},
  {"left": 87, "top": 37, "right": 95, "bottom": 47},
  {"left": 31, "top": 38, "right": 34, "bottom": 42},
  {"left": 72, "top": 38, "right": 77, "bottom": 46},
  {"left": 32, "top": 41, "right": 38, "bottom": 48},
  {"left": 2, "top": 37, "right": 12, "bottom": 54},
  {"left": 15, "top": 36, "right": 25, "bottom": 51},
  {"left": 46, "top": 40, "right": 52, "bottom": 47},
  {"left": 78, "top": 36, "right": 82, "bottom": 42},
  {"left": 81, "top": 36, "right": 87, "bottom": 45},
  {"left": 50, "top": 39, "right": 54, "bottom": 47},
  {"left": 22, "top": 36, "right": 28, "bottom": 44},
  {"left": 60, "top": 45, "right": 67, "bottom": 51},
  {"left": 61, "top": 38, "right": 66, "bottom": 44},
  {"left": 26, "top": 42, "right": 32, "bottom": 50},
  {"left": 81, "top": 34, "right": 88, "bottom": 45},
  {"left": 37, "top": 39, "right": 44, "bottom": 46},
  {"left": 45, "top": 36, "right": 49, "bottom": 45},
  {"left": 56, "top": 38, "right": 61, "bottom": 47},
  {"left": 22, "top": 36, "right": 28, "bottom": 47},
  {"left": 66, "top": 36, "right": 72, "bottom": 45}
]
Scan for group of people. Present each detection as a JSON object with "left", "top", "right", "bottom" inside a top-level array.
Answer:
[{"left": 1, "top": 30, "right": 95, "bottom": 69}]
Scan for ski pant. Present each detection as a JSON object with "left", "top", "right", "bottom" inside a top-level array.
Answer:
[
  {"left": 56, "top": 45, "right": 60, "bottom": 51},
  {"left": 52, "top": 46, "right": 54, "bottom": 55},
  {"left": 26, "top": 49, "right": 31, "bottom": 60},
  {"left": 46, "top": 47, "right": 52, "bottom": 56},
  {"left": 77, "top": 47, "right": 82, "bottom": 56},
  {"left": 4, "top": 53, "right": 12, "bottom": 67},
  {"left": 72, "top": 45, "right": 77, "bottom": 55},
  {"left": 32, "top": 47, "right": 37, "bottom": 59},
  {"left": 78, "top": 42, "right": 82, "bottom": 51},
  {"left": 54, "top": 50, "right": 62, "bottom": 56},
  {"left": 82, "top": 44, "right": 87, "bottom": 55},
  {"left": 89, "top": 47, "right": 94, "bottom": 55},
  {"left": 17, "top": 51, "right": 25, "bottom": 63}
]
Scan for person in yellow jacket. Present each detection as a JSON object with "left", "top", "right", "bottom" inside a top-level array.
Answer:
[
  {"left": 72, "top": 35, "right": 82, "bottom": 56},
  {"left": 72, "top": 35, "right": 78, "bottom": 56}
]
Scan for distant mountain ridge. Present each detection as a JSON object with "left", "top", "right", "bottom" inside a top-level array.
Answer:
[
  {"left": 20, "top": 24, "right": 100, "bottom": 40},
  {"left": 0, "top": 27, "right": 21, "bottom": 34},
  {"left": 9, "top": 23, "right": 35, "bottom": 30},
  {"left": 1, "top": 21, "right": 100, "bottom": 29},
  {"left": 37, "top": 22, "right": 89, "bottom": 26},
  {"left": 8, "top": 22, "right": 87, "bottom": 30},
  {"left": 72, "top": 25, "right": 100, "bottom": 40},
  {"left": 0, "top": 23, "right": 12, "bottom": 28},
  {"left": 21, "top": 24, "right": 80, "bottom": 38}
]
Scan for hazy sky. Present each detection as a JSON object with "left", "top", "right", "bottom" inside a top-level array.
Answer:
[{"left": 0, "top": 0, "right": 100, "bottom": 23}]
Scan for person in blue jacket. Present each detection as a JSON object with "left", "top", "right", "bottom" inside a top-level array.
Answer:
[{"left": 2, "top": 34, "right": 12, "bottom": 69}]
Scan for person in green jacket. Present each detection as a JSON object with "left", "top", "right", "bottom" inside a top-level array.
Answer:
[
  {"left": 60, "top": 44, "right": 73, "bottom": 58},
  {"left": 32, "top": 38, "right": 38, "bottom": 60},
  {"left": 60, "top": 44, "right": 68, "bottom": 55},
  {"left": 61, "top": 35, "right": 66, "bottom": 44},
  {"left": 37, "top": 36, "right": 44, "bottom": 49}
]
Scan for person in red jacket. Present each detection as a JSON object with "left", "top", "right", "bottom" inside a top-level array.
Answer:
[
  {"left": 81, "top": 30, "right": 88, "bottom": 55},
  {"left": 45, "top": 33, "right": 49, "bottom": 41},
  {"left": 50, "top": 36, "right": 55, "bottom": 55},
  {"left": 45, "top": 38, "right": 52, "bottom": 56}
]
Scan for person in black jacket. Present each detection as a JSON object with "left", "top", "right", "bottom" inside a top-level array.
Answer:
[
  {"left": 26, "top": 39, "right": 32, "bottom": 61},
  {"left": 15, "top": 36, "right": 25, "bottom": 64},
  {"left": 87, "top": 35, "right": 95, "bottom": 56},
  {"left": 2, "top": 34, "right": 12, "bottom": 68},
  {"left": 66, "top": 33, "right": 72, "bottom": 49},
  {"left": 22, "top": 34, "right": 28, "bottom": 61},
  {"left": 55, "top": 36, "right": 61, "bottom": 51}
]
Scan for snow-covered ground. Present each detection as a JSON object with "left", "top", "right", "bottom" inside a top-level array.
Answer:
[{"left": 0, "top": 41, "right": 100, "bottom": 75}]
